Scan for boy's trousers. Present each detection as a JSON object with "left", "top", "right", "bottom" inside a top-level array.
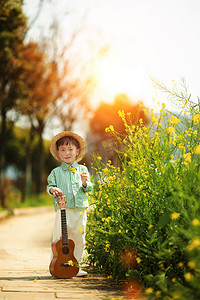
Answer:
[{"left": 50, "top": 207, "right": 87, "bottom": 263}]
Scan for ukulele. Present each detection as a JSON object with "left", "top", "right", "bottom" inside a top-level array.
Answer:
[{"left": 49, "top": 197, "right": 79, "bottom": 278}]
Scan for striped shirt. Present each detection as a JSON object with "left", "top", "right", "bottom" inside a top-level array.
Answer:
[{"left": 47, "top": 161, "right": 93, "bottom": 210}]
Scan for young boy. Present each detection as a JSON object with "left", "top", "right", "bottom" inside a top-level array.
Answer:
[{"left": 47, "top": 131, "right": 93, "bottom": 277}]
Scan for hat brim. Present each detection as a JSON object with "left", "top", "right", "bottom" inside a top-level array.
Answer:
[{"left": 50, "top": 131, "right": 87, "bottom": 162}]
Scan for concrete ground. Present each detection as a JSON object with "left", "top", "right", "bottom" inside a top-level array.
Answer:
[{"left": 0, "top": 207, "right": 124, "bottom": 300}]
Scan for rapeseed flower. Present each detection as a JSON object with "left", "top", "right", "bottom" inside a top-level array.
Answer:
[
  {"left": 168, "top": 116, "right": 181, "bottom": 125},
  {"left": 172, "top": 290, "right": 183, "bottom": 299},
  {"left": 187, "top": 238, "right": 200, "bottom": 251},
  {"left": 136, "top": 257, "right": 141, "bottom": 264},
  {"left": 68, "top": 260, "right": 74, "bottom": 266},
  {"left": 183, "top": 152, "right": 191, "bottom": 163},
  {"left": 167, "top": 126, "right": 175, "bottom": 134},
  {"left": 187, "top": 261, "right": 196, "bottom": 269},
  {"left": 192, "top": 218, "right": 200, "bottom": 226},
  {"left": 178, "top": 262, "right": 184, "bottom": 268},
  {"left": 105, "top": 241, "right": 110, "bottom": 252},
  {"left": 145, "top": 287, "right": 153, "bottom": 295},
  {"left": 194, "top": 145, "right": 200, "bottom": 155},
  {"left": 105, "top": 125, "right": 115, "bottom": 132},
  {"left": 192, "top": 113, "right": 200, "bottom": 125},
  {"left": 171, "top": 212, "right": 180, "bottom": 220},
  {"left": 69, "top": 167, "right": 76, "bottom": 173},
  {"left": 184, "top": 272, "right": 192, "bottom": 282}
]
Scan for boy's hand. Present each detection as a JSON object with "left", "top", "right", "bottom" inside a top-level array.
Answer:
[
  {"left": 50, "top": 187, "right": 65, "bottom": 208},
  {"left": 80, "top": 172, "right": 87, "bottom": 188}
]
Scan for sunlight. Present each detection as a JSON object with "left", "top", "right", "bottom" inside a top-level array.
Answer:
[{"left": 92, "top": 50, "right": 145, "bottom": 106}]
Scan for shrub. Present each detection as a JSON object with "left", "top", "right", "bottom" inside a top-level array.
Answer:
[{"left": 86, "top": 82, "right": 200, "bottom": 299}]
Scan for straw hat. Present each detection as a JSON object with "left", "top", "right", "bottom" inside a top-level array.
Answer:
[{"left": 50, "top": 131, "right": 87, "bottom": 162}]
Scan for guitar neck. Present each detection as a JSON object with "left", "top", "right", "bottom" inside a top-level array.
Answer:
[{"left": 61, "top": 208, "right": 68, "bottom": 245}]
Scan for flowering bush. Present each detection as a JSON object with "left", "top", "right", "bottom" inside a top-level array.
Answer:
[{"left": 85, "top": 82, "right": 200, "bottom": 299}]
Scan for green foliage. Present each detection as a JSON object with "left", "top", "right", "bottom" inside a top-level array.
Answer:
[
  {"left": 10, "top": 193, "right": 52, "bottom": 208},
  {"left": 86, "top": 85, "right": 200, "bottom": 299}
]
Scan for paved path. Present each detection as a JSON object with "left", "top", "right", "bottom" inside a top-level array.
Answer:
[{"left": 0, "top": 207, "right": 124, "bottom": 299}]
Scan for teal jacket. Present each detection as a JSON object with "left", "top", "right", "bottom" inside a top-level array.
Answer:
[{"left": 47, "top": 161, "right": 93, "bottom": 210}]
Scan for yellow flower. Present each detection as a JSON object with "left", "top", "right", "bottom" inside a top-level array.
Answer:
[
  {"left": 170, "top": 212, "right": 180, "bottom": 220},
  {"left": 183, "top": 153, "right": 191, "bottom": 163},
  {"left": 78, "top": 227, "right": 83, "bottom": 233},
  {"left": 148, "top": 224, "right": 153, "bottom": 229},
  {"left": 143, "top": 108, "right": 148, "bottom": 114},
  {"left": 104, "top": 241, "right": 110, "bottom": 251},
  {"left": 33, "top": 278, "right": 38, "bottom": 283},
  {"left": 68, "top": 260, "right": 74, "bottom": 266},
  {"left": 184, "top": 272, "right": 192, "bottom": 282},
  {"left": 80, "top": 212, "right": 83, "bottom": 215},
  {"left": 192, "top": 113, "right": 200, "bottom": 125},
  {"left": 105, "top": 125, "right": 115, "bottom": 132},
  {"left": 169, "top": 116, "right": 181, "bottom": 125},
  {"left": 69, "top": 167, "right": 76, "bottom": 173},
  {"left": 97, "top": 156, "right": 102, "bottom": 160},
  {"left": 187, "top": 238, "right": 200, "bottom": 251},
  {"left": 167, "top": 126, "right": 175, "bottom": 134},
  {"left": 194, "top": 145, "right": 200, "bottom": 155},
  {"left": 118, "top": 110, "right": 125, "bottom": 118},
  {"left": 187, "top": 261, "right": 196, "bottom": 269},
  {"left": 162, "top": 103, "right": 165, "bottom": 108},
  {"left": 192, "top": 218, "right": 200, "bottom": 226},
  {"left": 145, "top": 287, "right": 153, "bottom": 294},
  {"left": 136, "top": 257, "right": 141, "bottom": 264},
  {"left": 172, "top": 290, "right": 183, "bottom": 299},
  {"left": 178, "top": 262, "right": 184, "bottom": 268},
  {"left": 156, "top": 290, "right": 161, "bottom": 297}
]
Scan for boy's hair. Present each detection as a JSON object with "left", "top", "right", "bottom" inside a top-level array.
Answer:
[{"left": 56, "top": 136, "right": 80, "bottom": 150}]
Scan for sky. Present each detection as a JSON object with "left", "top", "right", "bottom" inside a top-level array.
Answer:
[{"left": 23, "top": 0, "right": 200, "bottom": 114}]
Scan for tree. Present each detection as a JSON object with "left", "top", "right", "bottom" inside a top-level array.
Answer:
[
  {"left": 39, "top": 18, "right": 94, "bottom": 134},
  {"left": 0, "top": 0, "right": 27, "bottom": 207},
  {"left": 88, "top": 94, "right": 150, "bottom": 163},
  {"left": 90, "top": 94, "right": 149, "bottom": 136},
  {"left": 17, "top": 42, "right": 63, "bottom": 194}
]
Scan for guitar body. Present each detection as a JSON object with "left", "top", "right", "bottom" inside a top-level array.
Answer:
[
  {"left": 50, "top": 238, "right": 79, "bottom": 278},
  {"left": 49, "top": 199, "right": 79, "bottom": 279}
]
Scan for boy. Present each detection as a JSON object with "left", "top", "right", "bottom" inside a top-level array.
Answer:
[{"left": 47, "top": 131, "right": 93, "bottom": 277}]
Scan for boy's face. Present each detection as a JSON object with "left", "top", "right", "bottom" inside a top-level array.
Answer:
[{"left": 57, "top": 143, "right": 80, "bottom": 165}]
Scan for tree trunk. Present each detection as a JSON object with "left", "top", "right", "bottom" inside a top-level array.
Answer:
[
  {"left": 0, "top": 107, "right": 7, "bottom": 208},
  {"left": 25, "top": 125, "right": 34, "bottom": 198},
  {"left": 36, "top": 124, "right": 44, "bottom": 194}
]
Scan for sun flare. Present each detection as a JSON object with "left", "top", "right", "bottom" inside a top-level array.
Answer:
[{"left": 92, "top": 50, "right": 145, "bottom": 106}]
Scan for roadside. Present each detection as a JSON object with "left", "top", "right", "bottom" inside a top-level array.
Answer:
[{"left": 0, "top": 206, "right": 124, "bottom": 299}]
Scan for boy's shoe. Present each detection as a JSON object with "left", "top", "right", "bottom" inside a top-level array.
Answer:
[{"left": 76, "top": 269, "right": 88, "bottom": 277}]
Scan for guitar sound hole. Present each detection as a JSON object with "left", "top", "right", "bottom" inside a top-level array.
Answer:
[{"left": 62, "top": 246, "right": 69, "bottom": 254}]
